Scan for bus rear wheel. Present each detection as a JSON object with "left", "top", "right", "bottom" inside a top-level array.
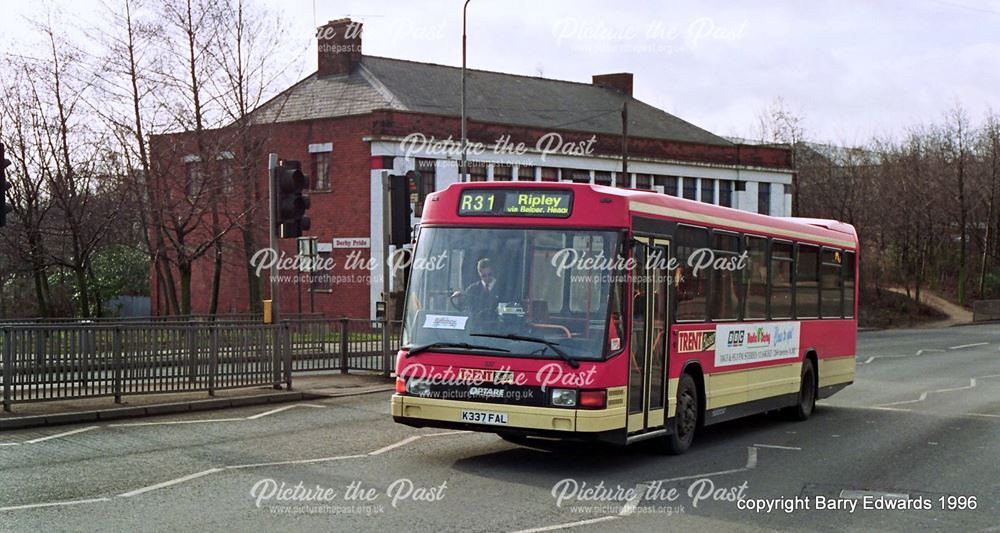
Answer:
[
  {"left": 786, "top": 358, "right": 816, "bottom": 421},
  {"left": 664, "top": 373, "right": 698, "bottom": 455}
]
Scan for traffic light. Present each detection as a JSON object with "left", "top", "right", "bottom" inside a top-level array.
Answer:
[
  {"left": 275, "top": 160, "right": 311, "bottom": 239},
  {"left": 1, "top": 143, "right": 11, "bottom": 228},
  {"left": 388, "top": 172, "right": 414, "bottom": 246}
]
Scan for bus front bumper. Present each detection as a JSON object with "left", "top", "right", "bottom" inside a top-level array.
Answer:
[{"left": 391, "top": 394, "right": 627, "bottom": 444}]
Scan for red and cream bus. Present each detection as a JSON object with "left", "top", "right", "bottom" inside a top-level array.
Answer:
[{"left": 392, "top": 182, "right": 857, "bottom": 453}]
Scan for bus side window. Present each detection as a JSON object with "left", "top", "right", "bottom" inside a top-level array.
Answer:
[
  {"left": 796, "top": 244, "right": 820, "bottom": 319},
  {"left": 770, "top": 241, "right": 794, "bottom": 319},
  {"left": 744, "top": 236, "right": 768, "bottom": 320},
  {"left": 674, "top": 226, "right": 709, "bottom": 321},
  {"left": 844, "top": 251, "right": 856, "bottom": 318}
]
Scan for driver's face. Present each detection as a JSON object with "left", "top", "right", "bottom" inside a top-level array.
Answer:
[{"left": 479, "top": 268, "right": 494, "bottom": 283}]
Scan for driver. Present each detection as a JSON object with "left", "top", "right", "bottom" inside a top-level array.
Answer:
[{"left": 452, "top": 258, "right": 501, "bottom": 318}]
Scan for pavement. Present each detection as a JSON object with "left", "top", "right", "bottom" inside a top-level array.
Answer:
[
  {"left": 0, "top": 372, "right": 395, "bottom": 430},
  {"left": 0, "top": 324, "right": 997, "bottom": 532},
  {"left": 885, "top": 287, "right": 974, "bottom": 327}
]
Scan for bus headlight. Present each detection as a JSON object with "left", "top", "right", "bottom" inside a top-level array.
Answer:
[
  {"left": 550, "top": 388, "right": 578, "bottom": 407},
  {"left": 406, "top": 379, "right": 431, "bottom": 396}
]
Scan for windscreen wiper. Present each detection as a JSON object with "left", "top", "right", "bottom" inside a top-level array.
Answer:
[
  {"left": 470, "top": 333, "right": 580, "bottom": 369},
  {"left": 406, "top": 342, "right": 511, "bottom": 358}
]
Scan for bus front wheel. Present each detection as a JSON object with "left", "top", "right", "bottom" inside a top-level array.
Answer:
[{"left": 664, "top": 373, "right": 698, "bottom": 455}]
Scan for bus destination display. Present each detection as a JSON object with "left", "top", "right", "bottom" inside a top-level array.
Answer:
[{"left": 458, "top": 189, "right": 573, "bottom": 218}]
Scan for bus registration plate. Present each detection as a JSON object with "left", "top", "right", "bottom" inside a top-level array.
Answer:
[{"left": 461, "top": 410, "right": 508, "bottom": 425}]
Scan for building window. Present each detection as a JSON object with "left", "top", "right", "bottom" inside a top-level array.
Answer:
[
  {"left": 735, "top": 181, "right": 746, "bottom": 192},
  {"left": 414, "top": 159, "right": 436, "bottom": 217},
  {"left": 700, "top": 178, "right": 715, "bottom": 204},
  {"left": 655, "top": 175, "right": 677, "bottom": 196},
  {"left": 492, "top": 164, "right": 513, "bottom": 181},
  {"left": 185, "top": 161, "right": 203, "bottom": 197},
  {"left": 562, "top": 168, "right": 590, "bottom": 183},
  {"left": 540, "top": 167, "right": 558, "bottom": 182},
  {"left": 757, "top": 182, "right": 771, "bottom": 215},
  {"left": 682, "top": 177, "right": 697, "bottom": 200},
  {"left": 311, "top": 152, "right": 331, "bottom": 191},
  {"left": 615, "top": 173, "right": 631, "bottom": 188},
  {"left": 467, "top": 161, "right": 487, "bottom": 182},
  {"left": 634, "top": 174, "right": 651, "bottom": 190},
  {"left": 516, "top": 166, "right": 536, "bottom": 181},
  {"left": 594, "top": 171, "right": 612, "bottom": 186},
  {"left": 719, "top": 180, "right": 733, "bottom": 207}
]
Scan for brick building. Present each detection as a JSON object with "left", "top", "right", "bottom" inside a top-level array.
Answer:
[{"left": 150, "top": 17, "right": 794, "bottom": 319}]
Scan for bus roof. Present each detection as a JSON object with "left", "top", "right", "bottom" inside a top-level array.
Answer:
[{"left": 422, "top": 182, "right": 858, "bottom": 250}]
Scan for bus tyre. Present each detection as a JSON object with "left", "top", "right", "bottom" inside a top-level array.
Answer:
[
  {"left": 787, "top": 358, "right": 816, "bottom": 421},
  {"left": 664, "top": 373, "right": 698, "bottom": 455}
]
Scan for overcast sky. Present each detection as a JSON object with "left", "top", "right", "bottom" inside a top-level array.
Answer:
[{"left": 2, "top": 0, "right": 998, "bottom": 144}]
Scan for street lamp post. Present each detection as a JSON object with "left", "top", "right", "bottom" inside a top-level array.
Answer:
[{"left": 461, "top": 0, "right": 471, "bottom": 183}]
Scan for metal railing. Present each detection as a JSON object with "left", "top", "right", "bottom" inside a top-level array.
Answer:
[
  {"left": 0, "top": 318, "right": 403, "bottom": 411},
  {"left": 0, "top": 313, "right": 323, "bottom": 325}
]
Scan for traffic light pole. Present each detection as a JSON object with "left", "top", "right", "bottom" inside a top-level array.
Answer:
[
  {"left": 268, "top": 153, "right": 280, "bottom": 324},
  {"left": 381, "top": 170, "right": 392, "bottom": 377}
]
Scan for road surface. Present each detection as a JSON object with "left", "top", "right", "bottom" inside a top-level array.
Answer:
[{"left": 1, "top": 325, "right": 997, "bottom": 532}]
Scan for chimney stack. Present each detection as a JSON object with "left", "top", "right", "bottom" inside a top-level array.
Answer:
[
  {"left": 317, "top": 18, "right": 363, "bottom": 77},
  {"left": 592, "top": 73, "right": 633, "bottom": 97}
]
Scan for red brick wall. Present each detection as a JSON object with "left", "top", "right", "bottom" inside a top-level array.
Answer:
[{"left": 149, "top": 114, "right": 375, "bottom": 318}]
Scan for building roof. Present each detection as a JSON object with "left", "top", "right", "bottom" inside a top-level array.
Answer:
[{"left": 251, "top": 56, "right": 733, "bottom": 147}]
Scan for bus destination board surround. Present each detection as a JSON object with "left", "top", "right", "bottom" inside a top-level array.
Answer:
[{"left": 458, "top": 189, "right": 573, "bottom": 218}]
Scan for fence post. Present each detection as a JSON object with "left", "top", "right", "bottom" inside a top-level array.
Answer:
[
  {"left": 2, "top": 328, "right": 12, "bottom": 412},
  {"left": 271, "top": 325, "right": 282, "bottom": 390},
  {"left": 381, "top": 317, "right": 390, "bottom": 378},
  {"left": 113, "top": 327, "right": 123, "bottom": 404},
  {"left": 80, "top": 328, "right": 93, "bottom": 392},
  {"left": 284, "top": 323, "right": 292, "bottom": 391},
  {"left": 339, "top": 319, "right": 349, "bottom": 374},
  {"left": 187, "top": 321, "right": 197, "bottom": 383},
  {"left": 208, "top": 326, "right": 218, "bottom": 397}
]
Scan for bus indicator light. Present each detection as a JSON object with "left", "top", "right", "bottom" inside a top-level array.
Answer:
[{"left": 578, "top": 390, "right": 607, "bottom": 409}]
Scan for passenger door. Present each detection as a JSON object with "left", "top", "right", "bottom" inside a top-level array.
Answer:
[{"left": 627, "top": 237, "right": 670, "bottom": 434}]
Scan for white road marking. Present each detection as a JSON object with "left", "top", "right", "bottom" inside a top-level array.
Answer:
[
  {"left": 866, "top": 406, "right": 912, "bottom": 412},
  {"left": 109, "top": 418, "right": 244, "bottom": 427},
  {"left": 949, "top": 342, "right": 988, "bottom": 350},
  {"left": 752, "top": 444, "right": 802, "bottom": 450},
  {"left": 840, "top": 489, "right": 909, "bottom": 500},
  {"left": 25, "top": 426, "right": 99, "bottom": 444},
  {"left": 877, "top": 373, "right": 1000, "bottom": 407},
  {"left": 421, "top": 430, "right": 471, "bottom": 437},
  {"left": 0, "top": 443, "right": 20, "bottom": 446},
  {"left": 226, "top": 454, "right": 368, "bottom": 470},
  {"left": 915, "top": 349, "right": 944, "bottom": 356},
  {"left": 863, "top": 357, "right": 875, "bottom": 364},
  {"left": 618, "top": 483, "right": 649, "bottom": 516},
  {"left": 0, "top": 498, "right": 111, "bottom": 512},
  {"left": 369, "top": 435, "right": 423, "bottom": 456},
  {"left": 245, "top": 403, "right": 325, "bottom": 420},
  {"left": 510, "top": 515, "right": 620, "bottom": 533},
  {"left": 967, "top": 413, "right": 1000, "bottom": 419},
  {"left": 646, "top": 446, "right": 757, "bottom": 484},
  {"left": 118, "top": 468, "right": 222, "bottom": 498}
]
